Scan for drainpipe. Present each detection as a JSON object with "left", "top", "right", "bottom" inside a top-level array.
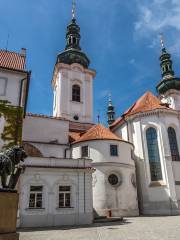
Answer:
[
  {"left": 84, "top": 158, "right": 86, "bottom": 213},
  {"left": 122, "top": 114, "right": 130, "bottom": 141},
  {"left": 15, "top": 75, "right": 28, "bottom": 145}
]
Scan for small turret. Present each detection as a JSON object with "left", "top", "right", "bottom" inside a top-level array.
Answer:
[{"left": 107, "top": 94, "right": 115, "bottom": 126}]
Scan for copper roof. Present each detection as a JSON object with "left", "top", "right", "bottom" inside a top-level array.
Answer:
[
  {"left": 73, "top": 124, "right": 122, "bottom": 143},
  {"left": 111, "top": 91, "right": 170, "bottom": 129},
  {"left": 0, "top": 49, "right": 26, "bottom": 71}
]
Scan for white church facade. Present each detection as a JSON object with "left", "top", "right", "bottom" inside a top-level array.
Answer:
[{"left": 0, "top": 4, "right": 180, "bottom": 228}]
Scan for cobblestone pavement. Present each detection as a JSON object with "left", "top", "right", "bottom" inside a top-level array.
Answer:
[{"left": 19, "top": 216, "right": 180, "bottom": 240}]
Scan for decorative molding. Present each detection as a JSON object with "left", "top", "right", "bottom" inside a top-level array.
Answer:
[{"left": 149, "top": 181, "right": 166, "bottom": 187}]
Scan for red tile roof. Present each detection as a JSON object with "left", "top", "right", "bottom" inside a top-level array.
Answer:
[
  {"left": 69, "top": 121, "right": 94, "bottom": 132},
  {"left": 69, "top": 131, "right": 82, "bottom": 143},
  {"left": 73, "top": 124, "right": 122, "bottom": 143},
  {"left": 0, "top": 49, "right": 26, "bottom": 71},
  {"left": 111, "top": 91, "right": 170, "bottom": 129}
]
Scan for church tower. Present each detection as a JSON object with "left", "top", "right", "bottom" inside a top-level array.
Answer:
[
  {"left": 156, "top": 36, "right": 180, "bottom": 110},
  {"left": 107, "top": 94, "right": 115, "bottom": 126},
  {"left": 52, "top": 1, "right": 96, "bottom": 123}
]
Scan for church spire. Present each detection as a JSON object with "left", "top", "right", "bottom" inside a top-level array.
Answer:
[
  {"left": 56, "top": 1, "right": 90, "bottom": 68},
  {"left": 159, "top": 34, "right": 174, "bottom": 80},
  {"left": 156, "top": 35, "right": 180, "bottom": 95},
  {"left": 107, "top": 94, "right": 115, "bottom": 126}
]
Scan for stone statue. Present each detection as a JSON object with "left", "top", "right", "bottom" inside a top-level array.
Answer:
[{"left": 0, "top": 146, "right": 27, "bottom": 190}]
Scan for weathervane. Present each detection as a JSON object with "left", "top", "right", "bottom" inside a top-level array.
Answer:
[
  {"left": 72, "top": 0, "right": 76, "bottom": 19},
  {"left": 160, "top": 33, "right": 165, "bottom": 49}
]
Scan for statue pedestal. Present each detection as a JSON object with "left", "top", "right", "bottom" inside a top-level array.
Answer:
[
  {"left": 0, "top": 190, "right": 19, "bottom": 240},
  {"left": 0, "top": 233, "right": 19, "bottom": 240}
]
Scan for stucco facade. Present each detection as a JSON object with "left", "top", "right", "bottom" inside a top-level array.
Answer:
[
  {"left": 52, "top": 63, "right": 95, "bottom": 123},
  {"left": 72, "top": 139, "right": 139, "bottom": 217},
  {"left": 113, "top": 108, "right": 180, "bottom": 215}
]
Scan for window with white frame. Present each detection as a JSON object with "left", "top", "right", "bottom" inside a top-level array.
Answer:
[
  {"left": 59, "top": 186, "right": 71, "bottom": 208},
  {"left": 146, "top": 127, "right": 162, "bottom": 181},
  {"left": 0, "top": 77, "right": 7, "bottom": 96},
  {"left": 72, "top": 84, "right": 80, "bottom": 102},
  {"left": 81, "top": 145, "right": 89, "bottom": 158},
  {"left": 168, "top": 127, "right": 180, "bottom": 161},
  {"left": 110, "top": 145, "right": 118, "bottom": 156},
  {"left": 29, "top": 186, "right": 43, "bottom": 209}
]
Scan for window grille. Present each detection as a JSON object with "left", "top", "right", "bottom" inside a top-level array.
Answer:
[
  {"left": 29, "top": 186, "right": 43, "bottom": 209},
  {"left": 59, "top": 186, "right": 71, "bottom": 208}
]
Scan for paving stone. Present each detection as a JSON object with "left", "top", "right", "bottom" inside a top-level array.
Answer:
[{"left": 19, "top": 216, "right": 180, "bottom": 240}]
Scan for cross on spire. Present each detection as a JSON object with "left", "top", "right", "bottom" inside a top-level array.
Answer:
[
  {"left": 160, "top": 33, "right": 165, "bottom": 49},
  {"left": 72, "top": 0, "right": 76, "bottom": 20}
]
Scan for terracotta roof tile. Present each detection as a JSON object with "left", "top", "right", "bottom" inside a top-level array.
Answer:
[
  {"left": 73, "top": 124, "right": 122, "bottom": 143},
  {"left": 111, "top": 91, "right": 170, "bottom": 129},
  {"left": 69, "top": 121, "right": 94, "bottom": 132},
  {"left": 0, "top": 49, "right": 26, "bottom": 71},
  {"left": 69, "top": 131, "right": 82, "bottom": 143}
]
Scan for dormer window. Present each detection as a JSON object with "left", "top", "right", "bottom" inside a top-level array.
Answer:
[{"left": 72, "top": 84, "right": 80, "bottom": 102}]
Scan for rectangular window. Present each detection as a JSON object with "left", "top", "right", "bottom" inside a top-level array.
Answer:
[
  {"left": 81, "top": 146, "right": 89, "bottom": 158},
  {"left": 29, "top": 186, "right": 43, "bottom": 209},
  {"left": 59, "top": 186, "right": 71, "bottom": 208},
  {"left": 0, "top": 77, "right": 7, "bottom": 96},
  {"left": 110, "top": 145, "right": 118, "bottom": 156}
]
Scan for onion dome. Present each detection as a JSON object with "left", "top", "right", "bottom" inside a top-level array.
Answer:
[
  {"left": 56, "top": 2, "right": 90, "bottom": 68},
  {"left": 156, "top": 36, "right": 180, "bottom": 94}
]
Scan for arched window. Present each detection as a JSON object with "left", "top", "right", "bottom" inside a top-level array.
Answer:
[
  {"left": 72, "top": 84, "right": 80, "bottom": 102},
  {"left": 168, "top": 127, "right": 180, "bottom": 161},
  {"left": 146, "top": 127, "right": 163, "bottom": 181}
]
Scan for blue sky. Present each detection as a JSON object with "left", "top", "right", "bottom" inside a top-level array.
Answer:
[{"left": 1, "top": 0, "right": 180, "bottom": 125}]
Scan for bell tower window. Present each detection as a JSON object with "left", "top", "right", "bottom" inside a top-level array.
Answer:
[{"left": 72, "top": 84, "right": 80, "bottom": 102}]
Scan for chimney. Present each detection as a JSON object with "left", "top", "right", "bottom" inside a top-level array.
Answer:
[{"left": 20, "top": 48, "right": 26, "bottom": 57}]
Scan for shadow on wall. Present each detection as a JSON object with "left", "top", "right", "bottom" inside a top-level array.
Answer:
[{"left": 134, "top": 155, "right": 180, "bottom": 216}]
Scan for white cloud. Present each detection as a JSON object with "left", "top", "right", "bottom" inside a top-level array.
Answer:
[{"left": 134, "top": 0, "right": 180, "bottom": 57}]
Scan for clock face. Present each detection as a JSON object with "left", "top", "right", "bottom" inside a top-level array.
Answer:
[
  {"left": 166, "top": 97, "right": 172, "bottom": 105},
  {"left": 161, "top": 96, "right": 172, "bottom": 105}
]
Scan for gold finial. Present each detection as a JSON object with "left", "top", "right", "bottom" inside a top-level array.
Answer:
[
  {"left": 160, "top": 33, "right": 165, "bottom": 49},
  {"left": 72, "top": 0, "right": 76, "bottom": 19}
]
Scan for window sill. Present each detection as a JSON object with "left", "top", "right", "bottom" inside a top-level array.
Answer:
[
  {"left": 149, "top": 181, "right": 166, "bottom": 187},
  {"left": 25, "top": 208, "right": 45, "bottom": 211},
  {"left": 56, "top": 207, "right": 74, "bottom": 211},
  {"left": 71, "top": 100, "right": 83, "bottom": 104}
]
